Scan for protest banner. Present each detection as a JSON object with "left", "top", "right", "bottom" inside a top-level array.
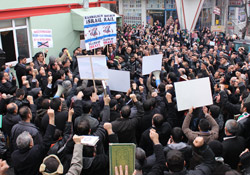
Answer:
[
  {"left": 174, "top": 77, "right": 213, "bottom": 111},
  {"left": 142, "top": 54, "right": 163, "bottom": 75},
  {"left": 107, "top": 69, "right": 130, "bottom": 92},
  {"left": 84, "top": 14, "right": 116, "bottom": 50},
  {"left": 32, "top": 29, "right": 53, "bottom": 48},
  {"left": 77, "top": 55, "right": 109, "bottom": 80},
  {"left": 109, "top": 143, "right": 135, "bottom": 175},
  {"left": 103, "top": 14, "right": 117, "bottom": 45}
]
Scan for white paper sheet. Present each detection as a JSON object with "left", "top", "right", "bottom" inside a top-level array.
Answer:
[
  {"left": 174, "top": 77, "right": 213, "bottom": 111},
  {"left": 77, "top": 55, "right": 109, "bottom": 80},
  {"left": 142, "top": 54, "right": 163, "bottom": 75},
  {"left": 107, "top": 69, "right": 130, "bottom": 92}
]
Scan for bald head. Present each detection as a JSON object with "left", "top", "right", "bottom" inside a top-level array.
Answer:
[{"left": 7, "top": 103, "right": 18, "bottom": 114}]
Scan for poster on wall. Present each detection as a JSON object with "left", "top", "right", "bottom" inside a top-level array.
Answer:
[
  {"left": 84, "top": 14, "right": 116, "bottom": 50},
  {"left": 32, "top": 29, "right": 53, "bottom": 48}
]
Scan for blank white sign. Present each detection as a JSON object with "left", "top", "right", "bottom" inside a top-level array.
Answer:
[
  {"left": 174, "top": 77, "right": 213, "bottom": 111},
  {"left": 142, "top": 54, "right": 163, "bottom": 75},
  {"left": 107, "top": 69, "right": 130, "bottom": 92},
  {"left": 77, "top": 55, "right": 109, "bottom": 80}
]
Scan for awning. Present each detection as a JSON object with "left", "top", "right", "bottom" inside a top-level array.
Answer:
[{"left": 71, "top": 7, "right": 122, "bottom": 31}]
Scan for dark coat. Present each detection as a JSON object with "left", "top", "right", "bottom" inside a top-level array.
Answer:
[
  {"left": 0, "top": 81, "right": 17, "bottom": 95},
  {"left": 139, "top": 122, "right": 171, "bottom": 156},
  {"left": 164, "top": 142, "right": 192, "bottom": 166},
  {"left": 11, "top": 124, "right": 55, "bottom": 175},
  {"left": 41, "top": 111, "right": 68, "bottom": 134},
  {"left": 14, "top": 63, "right": 26, "bottom": 87},
  {"left": 81, "top": 134, "right": 118, "bottom": 175},
  {"left": 11, "top": 121, "right": 42, "bottom": 151},
  {"left": 222, "top": 136, "right": 246, "bottom": 169},
  {"left": 110, "top": 110, "right": 120, "bottom": 122},
  {"left": 111, "top": 101, "right": 144, "bottom": 144},
  {"left": 164, "top": 145, "right": 215, "bottom": 175},
  {"left": 2, "top": 113, "right": 21, "bottom": 137},
  {"left": 212, "top": 160, "right": 231, "bottom": 175}
]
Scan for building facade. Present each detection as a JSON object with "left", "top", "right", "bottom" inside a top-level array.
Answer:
[
  {"left": 0, "top": 0, "right": 116, "bottom": 64},
  {"left": 119, "top": 0, "right": 248, "bottom": 34}
]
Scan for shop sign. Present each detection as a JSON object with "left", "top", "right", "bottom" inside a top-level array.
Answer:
[
  {"left": 211, "top": 25, "right": 225, "bottom": 32},
  {"left": 229, "top": 0, "right": 243, "bottom": 7},
  {"left": 213, "top": 7, "right": 220, "bottom": 15}
]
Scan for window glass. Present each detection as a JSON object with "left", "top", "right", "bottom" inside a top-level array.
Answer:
[
  {"left": 15, "top": 18, "right": 26, "bottom": 27},
  {"left": 16, "top": 28, "right": 30, "bottom": 58},
  {"left": 0, "top": 18, "right": 30, "bottom": 63},
  {"left": 0, "top": 20, "right": 12, "bottom": 29}
]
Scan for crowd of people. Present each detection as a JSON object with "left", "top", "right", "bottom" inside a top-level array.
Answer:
[{"left": 0, "top": 17, "right": 250, "bottom": 175}]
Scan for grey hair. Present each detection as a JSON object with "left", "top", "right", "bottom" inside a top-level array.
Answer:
[
  {"left": 136, "top": 147, "right": 146, "bottom": 161},
  {"left": 16, "top": 131, "right": 32, "bottom": 149},
  {"left": 225, "top": 119, "right": 238, "bottom": 135}
]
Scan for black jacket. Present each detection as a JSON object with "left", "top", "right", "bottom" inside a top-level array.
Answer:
[
  {"left": 11, "top": 124, "right": 55, "bottom": 175},
  {"left": 81, "top": 134, "right": 118, "bottom": 175},
  {"left": 164, "top": 144, "right": 215, "bottom": 175},
  {"left": 139, "top": 123, "right": 171, "bottom": 156},
  {"left": 0, "top": 81, "right": 17, "bottom": 95},
  {"left": 222, "top": 136, "right": 246, "bottom": 169},
  {"left": 164, "top": 142, "right": 192, "bottom": 166},
  {"left": 2, "top": 113, "right": 21, "bottom": 137},
  {"left": 14, "top": 63, "right": 26, "bottom": 87},
  {"left": 48, "top": 122, "right": 73, "bottom": 159},
  {"left": 41, "top": 111, "right": 68, "bottom": 134},
  {"left": 11, "top": 121, "right": 42, "bottom": 151},
  {"left": 111, "top": 101, "right": 144, "bottom": 144},
  {"left": 147, "top": 144, "right": 166, "bottom": 175}
]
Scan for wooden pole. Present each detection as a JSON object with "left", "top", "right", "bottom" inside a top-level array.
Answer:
[{"left": 89, "top": 55, "right": 97, "bottom": 93}]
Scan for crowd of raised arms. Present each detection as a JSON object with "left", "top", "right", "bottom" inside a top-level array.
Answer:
[{"left": 0, "top": 17, "right": 250, "bottom": 175}]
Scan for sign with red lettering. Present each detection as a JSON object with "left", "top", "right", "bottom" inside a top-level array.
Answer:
[
  {"left": 84, "top": 14, "right": 116, "bottom": 50},
  {"left": 229, "top": 0, "right": 243, "bottom": 7},
  {"left": 213, "top": 7, "right": 221, "bottom": 15},
  {"left": 32, "top": 29, "right": 53, "bottom": 48}
]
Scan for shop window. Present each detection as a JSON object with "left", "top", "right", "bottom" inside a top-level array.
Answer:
[
  {"left": 123, "top": 0, "right": 142, "bottom": 24},
  {"left": 0, "top": 18, "right": 31, "bottom": 65}
]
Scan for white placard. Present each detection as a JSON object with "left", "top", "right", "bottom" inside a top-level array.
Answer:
[
  {"left": 32, "top": 29, "right": 53, "bottom": 48},
  {"left": 107, "top": 69, "right": 130, "bottom": 92},
  {"left": 210, "top": 41, "right": 215, "bottom": 46},
  {"left": 174, "top": 77, "right": 213, "bottom": 111},
  {"left": 77, "top": 55, "right": 109, "bottom": 80},
  {"left": 142, "top": 54, "right": 163, "bottom": 75}
]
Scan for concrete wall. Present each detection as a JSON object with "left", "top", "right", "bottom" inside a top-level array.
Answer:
[{"left": 29, "top": 13, "right": 80, "bottom": 63}]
